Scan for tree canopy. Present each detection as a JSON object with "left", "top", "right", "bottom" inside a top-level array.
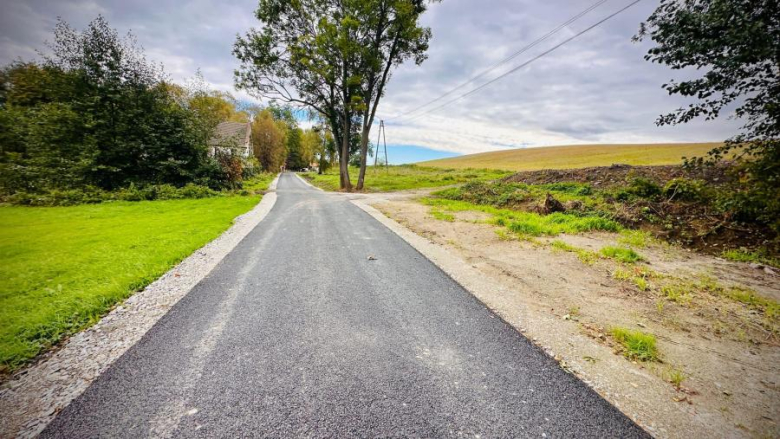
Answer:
[
  {"left": 637, "top": 0, "right": 779, "bottom": 229},
  {"left": 234, "top": 0, "right": 435, "bottom": 190},
  {"left": 0, "top": 16, "right": 255, "bottom": 201}
]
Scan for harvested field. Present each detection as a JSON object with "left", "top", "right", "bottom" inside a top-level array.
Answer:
[{"left": 421, "top": 143, "right": 724, "bottom": 171}]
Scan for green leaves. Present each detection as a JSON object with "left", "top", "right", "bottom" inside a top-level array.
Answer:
[
  {"left": 0, "top": 16, "right": 239, "bottom": 196},
  {"left": 638, "top": 0, "right": 780, "bottom": 232}
]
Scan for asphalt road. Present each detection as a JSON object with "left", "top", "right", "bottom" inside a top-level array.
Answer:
[{"left": 43, "top": 173, "right": 648, "bottom": 438}]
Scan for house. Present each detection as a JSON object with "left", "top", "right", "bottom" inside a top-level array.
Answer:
[{"left": 208, "top": 122, "right": 252, "bottom": 158}]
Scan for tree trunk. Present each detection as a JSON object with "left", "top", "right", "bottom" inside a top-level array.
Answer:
[
  {"left": 339, "top": 116, "right": 352, "bottom": 191},
  {"left": 356, "top": 127, "right": 370, "bottom": 190}
]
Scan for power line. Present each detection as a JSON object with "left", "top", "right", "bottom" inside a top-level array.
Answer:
[
  {"left": 388, "top": 0, "right": 611, "bottom": 122},
  {"left": 399, "top": 0, "right": 642, "bottom": 124}
]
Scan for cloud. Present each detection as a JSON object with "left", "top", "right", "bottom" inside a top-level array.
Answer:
[{"left": 0, "top": 0, "right": 742, "bottom": 155}]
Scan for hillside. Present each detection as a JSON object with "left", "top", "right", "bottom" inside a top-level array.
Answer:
[{"left": 419, "top": 142, "right": 722, "bottom": 171}]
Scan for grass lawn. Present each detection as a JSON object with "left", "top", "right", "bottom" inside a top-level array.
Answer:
[
  {"left": 242, "top": 172, "right": 277, "bottom": 193},
  {"left": 301, "top": 165, "right": 510, "bottom": 192},
  {"left": 420, "top": 143, "right": 723, "bottom": 171},
  {"left": 0, "top": 195, "right": 261, "bottom": 374}
]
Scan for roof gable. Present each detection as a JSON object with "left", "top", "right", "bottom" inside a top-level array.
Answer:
[{"left": 209, "top": 122, "right": 251, "bottom": 147}]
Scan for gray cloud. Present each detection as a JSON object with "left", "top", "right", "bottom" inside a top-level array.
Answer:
[{"left": 0, "top": 0, "right": 743, "bottom": 154}]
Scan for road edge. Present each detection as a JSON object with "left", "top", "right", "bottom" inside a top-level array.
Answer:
[
  {"left": 0, "top": 174, "right": 280, "bottom": 438},
  {"left": 294, "top": 172, "right": 325, "bottom": 191}
]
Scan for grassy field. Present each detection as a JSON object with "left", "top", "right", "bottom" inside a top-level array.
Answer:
[
  {"left": 301, "top": 165, "right": 510, "bottom": 192},
  {"left": 0, "top": 195, "right": 261, "bottom": 374},
  {"left": 420, "top": 143, "right": 722, "bottom": 171}
]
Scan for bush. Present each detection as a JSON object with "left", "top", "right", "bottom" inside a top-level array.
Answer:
[
  {"left": 0, "top": 183, "right": 223, "bottom": 206},
  {"left": 242, "top": 157, "right": 261, "bottom": 179},
  {"left": 178, "top": 183, "right": 219, "bottom": 199},
  {"left": 616, "top": 177, "right": 662, "bottom": 200},
  {"left": 662, "top": 178, "right": 709, "bottom": 202}
]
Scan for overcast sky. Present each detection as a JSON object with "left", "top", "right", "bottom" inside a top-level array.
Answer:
[{"left": 0, "top": 0, "right": 740, "bottom": 163}]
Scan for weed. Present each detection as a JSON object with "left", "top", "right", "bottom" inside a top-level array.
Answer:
[
  {"left": 691, "top": 275, "right": 779, "bottom": 320},
  {"left": 661, "top": 284, "right": 693, "bottom": 305},
  {"left": 612, "top": 269, "right": 633, "bottom": 281},
  {"left": 494, "top": 229, "right": 513, "bottom": 241},
  {"left": 721, "top": 248, "right": 780, "bottom": 269},
  {"left": 610, "top": 327, "right": 659, "bottom": 362},
  {"left": 634, "top": 277, "right": 650, "bottom": 291},
  {"left": 551, "top": 240, "right": 576, "bottom": 252},
  {"left": 600, "top": 246, "right": 644, "bottom": 263},
  {"left": 663, "top": 366, "right": 687, "bottom": 389},
  {"left": 569, "top": 306, "right": 581, "bottom": 318},
  {"left": 550, "top": 240, "right": 599, "bottom": 265},
  {"left": 423, "top": 197, "right": 621, "bottom": 237},
  {"left": 618, "top": 230, "right": 655, "bottom": 248},
  {"left": 430, "top": 209, "right": 455, "bottom": 222},
  {"left": 656, "top": 300, "right": 665, "bottom": 313}
]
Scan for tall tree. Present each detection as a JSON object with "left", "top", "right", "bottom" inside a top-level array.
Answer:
[
  {"left": 251, "top": 109, "right": 287, "bottom": 171},
  {"left": 351, "top": 0, "right": 433, "bottom": 190},
  {"left": 234, "top": 0, "right": 434, "bottom": 191},
  {"left": 636, "top": 0, "right": 779, "bottom": 228}
]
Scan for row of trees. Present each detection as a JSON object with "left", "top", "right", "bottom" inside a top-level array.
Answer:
[
  {"left": 0, "top": 17, "right": 260, "bottom": 198},
  {"left": 250, "top": 106, "right": 337, "bottom": 173}
]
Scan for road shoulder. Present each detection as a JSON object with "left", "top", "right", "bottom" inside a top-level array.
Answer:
[{"left": 351, "top": 196, "right": 779, "bottom": 439}]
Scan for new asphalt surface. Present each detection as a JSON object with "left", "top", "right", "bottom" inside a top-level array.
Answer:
[{"left": 42, "top": 173, "right": 649, "bottom": 438}]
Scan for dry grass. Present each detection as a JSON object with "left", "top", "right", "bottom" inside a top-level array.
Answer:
[{"left": 419, "top": 143, "right": 723, "bottom": 171}]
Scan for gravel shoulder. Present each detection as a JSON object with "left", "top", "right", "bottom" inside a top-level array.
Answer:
[
  {"left": 352, "top": 194, "right": 779, "bottom": 439},
  {"left": 0, "top": 176, "right": 279, "bottom": 438}
]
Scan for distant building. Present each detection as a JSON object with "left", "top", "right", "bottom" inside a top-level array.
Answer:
[{"left": 208, "top": 122, "right": 252, "bottom": 158}]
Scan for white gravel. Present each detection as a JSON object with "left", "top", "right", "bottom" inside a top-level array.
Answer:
[{"left": 0, "top": 176, "right": 278, "bottom": 439}]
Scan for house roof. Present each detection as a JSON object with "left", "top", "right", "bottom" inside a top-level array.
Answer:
[{"left": 209, "top": 122, "right": 251, "bottom": 148}]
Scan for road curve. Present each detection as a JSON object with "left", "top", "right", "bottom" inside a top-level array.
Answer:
[{"left": 42, "top": 173, "right": 648, "bottom": 438}]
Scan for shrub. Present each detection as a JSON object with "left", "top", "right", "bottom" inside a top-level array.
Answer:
[
  {"left": 616, "top": 177, "right": 662, "bottom": 200},
  {"left": 662, "top": 178, "right": 709, "bottom": 202}
]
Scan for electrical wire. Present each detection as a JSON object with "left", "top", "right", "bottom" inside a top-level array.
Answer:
[{"left": 388, "top": 0, "right": 612, "bottom": 122}]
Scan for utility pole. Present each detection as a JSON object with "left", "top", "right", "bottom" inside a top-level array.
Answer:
[{"left": 373, "top": 120, "right": 389, "bottom": 171}]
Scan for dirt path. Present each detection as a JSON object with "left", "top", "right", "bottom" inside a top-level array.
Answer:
[{"left": 363, "top": 195, "right": 779, "bottom": 439}]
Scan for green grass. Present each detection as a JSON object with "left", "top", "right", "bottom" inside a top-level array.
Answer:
[
  {"left": 550, "top": 240, "right": 599, "bottom": 264},
  {"left": 663, "top": 366, "right": 687, "bottom": 389},
  {"left": 618, "top": 230, "right": 655, "bottom": 248},
  {"left": 0, "top": 196, "right": 260, "bottom": 373},
  {"left": 721, "top": 248, "right": 780, "bottom": 269},
  {"left": 242, "top": 172, "right": 277, "bottom": 193},
  {"left": 600, "top": 246, "right": 644, "bottom": 263},
  {"left": 661, "top": 283, "right": 693, "bottom": 304},
  {"left": 420, "top": 142, "right": 724, "bottom": 171},
  {"left": 300, "top": 165, "right": 510, "bottom": 192},
  {"left": 610, "top": 327, "right": 659, "bottom": 362},
  {"left": 422, "top": 198, "right": 621, "bottom": 238},
  {"left": 430, "top": 209, "right": 455, "bottom": 222},
  {"left": 612, "top": 267, "right": 659, "bottom": 292}
]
